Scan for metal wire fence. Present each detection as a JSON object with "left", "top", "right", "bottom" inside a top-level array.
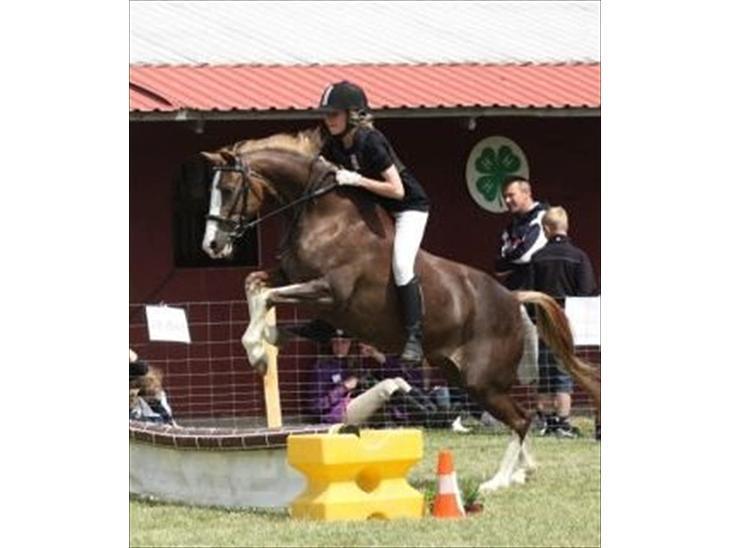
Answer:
[{"left": 129, "top": 299, "right": 600, "bottom": 429}]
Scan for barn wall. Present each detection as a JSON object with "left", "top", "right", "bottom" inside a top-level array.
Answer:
[
  {"left": 130, "top": 115, "right": 599, "bottom": 304},
  {"left": 130, "top": 115, "right": 600, "bottom": 420}
]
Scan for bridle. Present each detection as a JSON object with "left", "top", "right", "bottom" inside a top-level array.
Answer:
[
  {"left": 205, "top": 156, "right": 254, "bottom": 236},
  {"left": 205, "top": 153, "right": 337, "bottom": 241}
]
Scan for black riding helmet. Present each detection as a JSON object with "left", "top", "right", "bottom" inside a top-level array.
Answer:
[{"left": 318, "top": 81, "right": 369, "bottom": 112}]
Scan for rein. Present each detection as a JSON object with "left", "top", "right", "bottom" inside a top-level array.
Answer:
[{"left": 232, "top": 177, "right": 336, "bottom": 240}]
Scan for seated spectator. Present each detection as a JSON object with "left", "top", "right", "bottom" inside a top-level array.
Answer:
[
  {"left": 419, "top": 361, "right": 500, "bottom": 433},
  {"left": 129, "top": 349, "right": 176, "bottom": 425},
  {"left": 310, "top": 330, "right": 412, "bottom": 428},
  {"left": 357, "top": 342, "right": 468, "bottom": 431}
]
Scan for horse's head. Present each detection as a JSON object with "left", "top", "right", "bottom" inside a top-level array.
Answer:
[
  {"left": 200, "top": 129, "right": 335, "bottom": 259},
  {"left": 200, "top": 148, "right": 268, "bottom": 259}
]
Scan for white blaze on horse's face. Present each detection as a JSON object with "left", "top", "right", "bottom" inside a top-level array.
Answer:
[{"left": 202, "top": 171, "right": 234, "bottom": 259}]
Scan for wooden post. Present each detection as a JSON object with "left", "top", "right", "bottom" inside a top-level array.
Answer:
[{"left": 263, "top": 307, "right": 282, "bottom": 428}]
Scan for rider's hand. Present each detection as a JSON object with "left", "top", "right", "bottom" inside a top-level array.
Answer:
[
  {"left": 336, "top": 169, "right": 362, "bottom": 186},
  {"left": 343, "top": 376, "right": 359, "bottom": 390}
]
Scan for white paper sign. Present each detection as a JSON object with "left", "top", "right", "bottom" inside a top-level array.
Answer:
[
  {"left": 145, "top": 305, "right": 191, "bottom": 343},
  {"left": 565, "top": 297, "right": 601, "bottom": 346}
]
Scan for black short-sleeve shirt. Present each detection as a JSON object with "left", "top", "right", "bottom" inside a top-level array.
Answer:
[{"left": 321, "top": 127, "right": 430, "bottom": 212}]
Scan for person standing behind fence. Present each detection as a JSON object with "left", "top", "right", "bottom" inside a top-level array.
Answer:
[
  {"left": 527, "top": 206, "right": 598, "bottom": 439},
  {"left": 495, "top": 176, "right": 549, "bottom": 290},
  {"left": 310, "top": 329, "right": 412, "bottom": 428}
]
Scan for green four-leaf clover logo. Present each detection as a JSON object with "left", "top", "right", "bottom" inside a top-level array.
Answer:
[
  {"left": 475, "top": 145, "right": 522, "bottom": 207},
  {"left": 465, "top": 136, "right": 529, "bottom": 213}
]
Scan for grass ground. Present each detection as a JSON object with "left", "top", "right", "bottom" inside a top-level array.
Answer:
[{"left": 130, "top": 419, "right": 600, "bottom": 547}]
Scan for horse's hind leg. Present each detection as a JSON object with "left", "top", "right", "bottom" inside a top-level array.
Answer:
[{"left": 475, "top": 391, "right": 534, "bottom": 493}]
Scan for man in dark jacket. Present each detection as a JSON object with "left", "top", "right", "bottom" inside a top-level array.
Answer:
[
  {"left": 527, "top": 206, "right": 597, "bottom": 438},
  {"left": 495, "top": 176, "right": 549, "bottom": 290}
]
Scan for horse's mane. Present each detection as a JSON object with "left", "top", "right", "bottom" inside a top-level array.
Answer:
[{"left": 229, "top": 127, "right": 324, "bottom": 158}]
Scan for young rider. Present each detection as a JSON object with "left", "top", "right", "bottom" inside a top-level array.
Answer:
[{"left": 317, "top": 81, "right": 431, "bottom": 364}]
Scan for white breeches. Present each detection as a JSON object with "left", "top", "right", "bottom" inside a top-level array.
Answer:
[{"left": 392, "top": 210, "right": 429, "bottom": 286}]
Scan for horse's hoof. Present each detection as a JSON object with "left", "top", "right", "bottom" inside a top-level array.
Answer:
[
  {"left": 253, "top": 360, "right": 268, "bottom": 376},
  {"left": 245, "top": 273, "right": 268, "bottom": 294},
  {"left": 263, "top": 324, "right": 284, "bottom": 346},
  {"left": 243, "top": 337, "right": 266, "bottom": 367},
  {"left": 478, "top": 478, "right": 507, "bottom": 494},
  {"left": 511, "top": 469, "right": 527, "bottom": 485}
]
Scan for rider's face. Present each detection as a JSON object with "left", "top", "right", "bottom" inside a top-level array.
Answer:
[{"left": 323, "top": 110, "right": 348, "bottom": 136}]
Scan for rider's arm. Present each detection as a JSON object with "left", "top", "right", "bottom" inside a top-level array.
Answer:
[
  {"left": 335, "top": 131, "right": 406, "bottom": 200},
  {"left": 356, "top": 165, "right": 405, "bottom": 200}
]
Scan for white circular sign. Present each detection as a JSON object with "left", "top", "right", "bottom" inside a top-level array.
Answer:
[{"left": 465, "top": 136, "right": 529, "bottom": 213}]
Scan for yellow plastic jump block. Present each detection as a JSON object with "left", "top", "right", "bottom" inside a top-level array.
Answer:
[{"left": 287, "top": 428, "right": 424, "bottom": 521}]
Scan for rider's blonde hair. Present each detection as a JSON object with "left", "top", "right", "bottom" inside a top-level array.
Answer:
[{"left": 349, "top": 110, "right": 375, "bottom": 129}]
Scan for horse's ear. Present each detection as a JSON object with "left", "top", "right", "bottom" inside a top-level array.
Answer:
[
  {"left": 200, "top": 151, "right": 223, "bottom": 165},
  {"left": 220, "top": 150, "right": 237, "bottom": 166},
  {"left": 200, "top": 150, "right": 236, "bottom": 166}
]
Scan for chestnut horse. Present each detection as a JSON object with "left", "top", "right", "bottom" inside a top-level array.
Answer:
[{"left": 200, "top": 129, "right": 600, "bottom": 493}]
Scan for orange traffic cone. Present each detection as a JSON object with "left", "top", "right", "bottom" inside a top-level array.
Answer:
[{"left": 432, "top": 450, "right": 466, "bottom": 518}]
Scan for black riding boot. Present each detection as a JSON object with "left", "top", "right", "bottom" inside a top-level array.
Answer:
[{"left": 396, "top": 277, "right": 425, "bottom": 364}]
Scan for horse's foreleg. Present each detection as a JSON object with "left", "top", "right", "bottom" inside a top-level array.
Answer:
[
  {"left": 242, "top": 272, "right": 274, "bottom": 373},
  {"left": 242, "top": 275, "right": 335, "bottom": 374},
  {"left": 263, "top": 278, "right": 335, "bottom": 344},
  {"left": 265, "top": 278, "right": 335, "bottom": 305}
]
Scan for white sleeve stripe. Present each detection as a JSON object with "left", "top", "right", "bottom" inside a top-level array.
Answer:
[{"left": 512, "top": 211, "right": 547, "bottom": 264}]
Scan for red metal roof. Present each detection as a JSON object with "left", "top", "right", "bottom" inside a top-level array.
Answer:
[{"left": 129, "top": 64, "right": 600, "bottom": 113}]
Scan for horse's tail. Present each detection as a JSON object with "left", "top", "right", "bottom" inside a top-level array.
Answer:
[{"left": 514, "top": 291, "right": 601, "bottom": 418}]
